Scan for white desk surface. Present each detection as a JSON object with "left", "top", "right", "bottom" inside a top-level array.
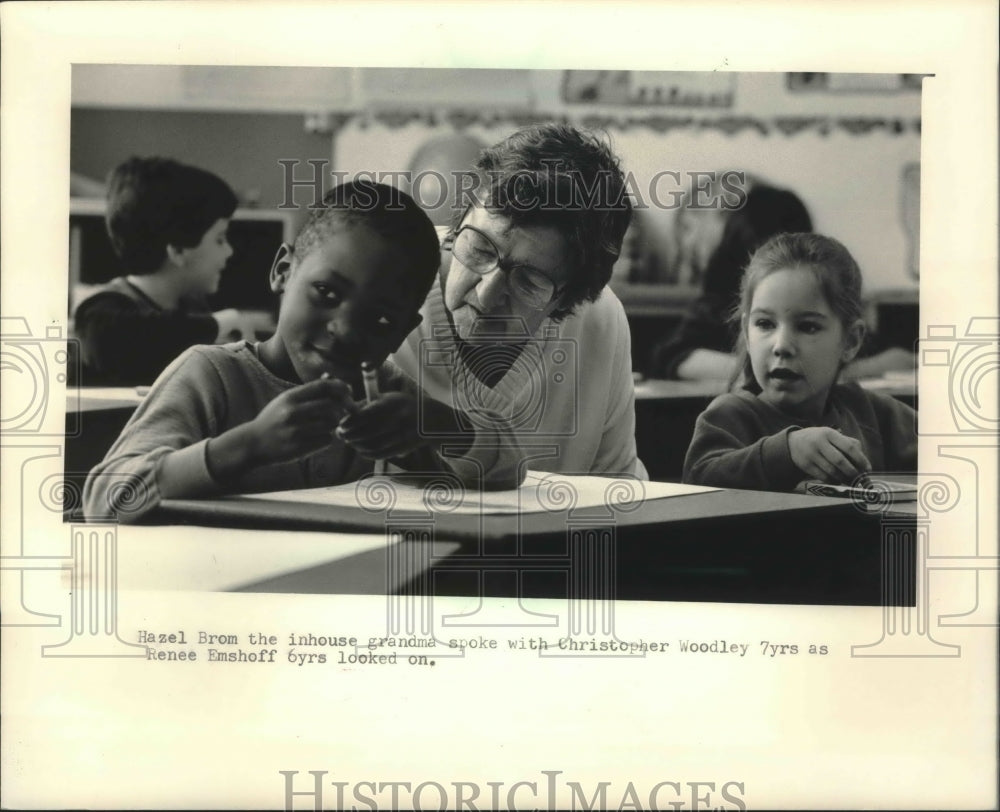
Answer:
[
  {"left": 73, "top": 376, "right": 915, "bottom": 412},
  {"left": 634, "top": 373, "right": 917, "bottom": 401},
  {"left": 98, "top": 524, "right": 460, "bottom": 593},
  {"left": 72, "top": 386, "right": 147, "bottom": 412}
]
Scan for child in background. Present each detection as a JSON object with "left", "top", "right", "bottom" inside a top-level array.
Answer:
[
  {"left": 84, "top": 181, "right": 521, "bottom": 523},
  {"left": 73, "top": 157, "right": 271, "bottom": 385},
  {"left": 651, "top": 181, "right": 814, "bottom": 381},
  {"left": 683, "top": 232, "right": 917, "bottom": 492}
]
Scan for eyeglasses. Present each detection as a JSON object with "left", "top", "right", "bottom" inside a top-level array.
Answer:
[{"left": 450, "top": 224, "right": 564, "bottom": 310}]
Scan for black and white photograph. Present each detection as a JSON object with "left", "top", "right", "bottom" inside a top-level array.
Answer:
[
  {"left": 1, "top": 2, "right": 996, "bottom": 810},
  {"left": 63, "top": 63, "right": 924, "bottom": 603}
]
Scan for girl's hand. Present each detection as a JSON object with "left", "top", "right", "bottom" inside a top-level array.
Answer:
[
  {"left": 335, "top": 392, "right": 424, "bottom": 460},
  {"left": 247, "top": 377, "right": 357, "bottom": 464},
  {"left": 788, "top": 427, "right": 872, "bottom": 484}
]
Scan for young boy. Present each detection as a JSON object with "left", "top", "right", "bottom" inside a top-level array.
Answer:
[
  {"left": 84, "top": 181, "right": 522, "bottom": 523},
  {"left": 73, "top": 156, "right": 269, "bottom": 385}
]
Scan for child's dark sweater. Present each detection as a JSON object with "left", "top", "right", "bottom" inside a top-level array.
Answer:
[
  {"left": 73, "top": 276, "right": 218, "bottom": 385},
  {"left": 683, "top": 382, "right": 917, "bottom": 492}
]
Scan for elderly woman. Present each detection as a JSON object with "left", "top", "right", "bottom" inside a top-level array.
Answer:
[{"left": 391, "top": 124, "right": 647, "bottom": 482}]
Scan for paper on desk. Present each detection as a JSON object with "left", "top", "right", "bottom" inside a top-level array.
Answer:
[{"left": 239, "top": 471, "right": 717, "bottom": 515}]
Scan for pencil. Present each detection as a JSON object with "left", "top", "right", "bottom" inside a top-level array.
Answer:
[{"left": 361, "top": 362, "right": 380, "bottom": 404}]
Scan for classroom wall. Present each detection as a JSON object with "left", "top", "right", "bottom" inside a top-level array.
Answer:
[
  {"left": 71, "top": 69, "right": 921, "bottom": 294},
  {"left": 334, "top": 119, "right": 920, "bottom": 294},
  {"left": 70, "top": 108, "right": 333, "bottom": 233}
]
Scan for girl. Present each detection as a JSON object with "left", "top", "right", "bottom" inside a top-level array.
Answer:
[
  {"left": 683, "top": 232, "right": 917, "bottom": 492},
  {"left": 649, "top": 178, "right": 915, "bottom": 382}
]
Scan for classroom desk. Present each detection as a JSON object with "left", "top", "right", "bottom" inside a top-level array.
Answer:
[
  {"left": 74, "top": 386, "right": 147, "bottom": 411},
  {"left": 65, "top": 377, "right": 919, "bottom": 489},
  {"left": 633, "top": 376, "right": 917, "bottom": 403},
  {"left": 110, "top": 525, "right": 461, "bottom": 596},
  {"left": 65, "top": 390, "right": 146, "bottom": 508},
  {"left": 71, "top": 378, "right": 915, "bottom": 411},
  {"left": 151, "top": 485, "right": 913, "bottom": 607}
]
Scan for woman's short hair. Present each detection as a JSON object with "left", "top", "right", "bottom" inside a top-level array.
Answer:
[{"left": 459, "top": 123, "right": 633, "bottom": 321}]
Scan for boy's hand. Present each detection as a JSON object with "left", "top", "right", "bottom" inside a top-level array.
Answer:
[
  {"left": 334, "top": 392, "right": 424, "bottom": 460},
  {"left": 788, "top": 427, "right": 872, "bottom": 484},
  {"left": 247, "top": 377, "right": 357, "bottom": 464}
]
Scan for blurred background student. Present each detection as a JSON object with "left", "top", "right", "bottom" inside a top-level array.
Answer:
[
  {"left": 650, "top": 177, "right": 917, "bottom": 382},
  {"left": 73, "top": 156, "right": 274, "bottom": 386}
]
